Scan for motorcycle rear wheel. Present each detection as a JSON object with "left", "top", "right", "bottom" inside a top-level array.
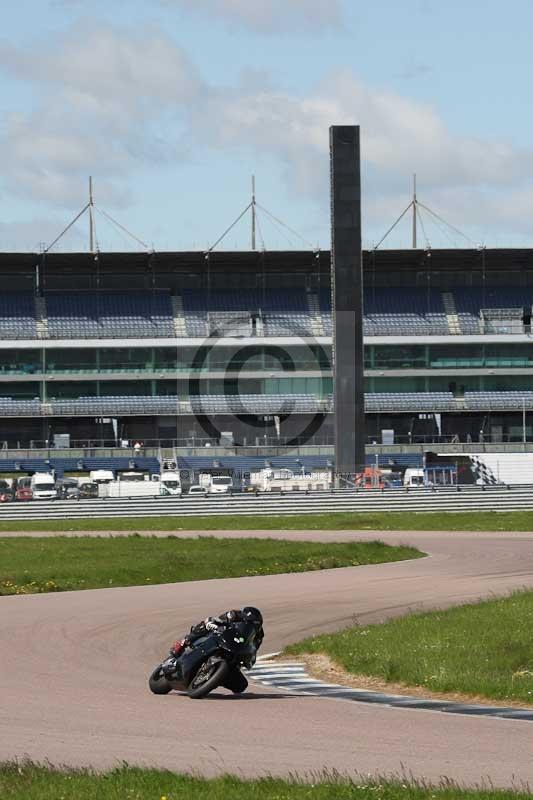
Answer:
[
  {"left": 188, "top": 659, "right": 230, "bottom": 699},
  {"left": 149, "top": 666, "right": 172, "bottom": 695}
]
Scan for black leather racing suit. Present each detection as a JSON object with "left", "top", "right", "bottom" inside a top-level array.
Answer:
[{"left": 185, "top": 610, "right": 264, "bottom": 650}]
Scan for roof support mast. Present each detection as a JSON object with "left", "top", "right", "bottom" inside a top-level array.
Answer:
[
  {"left": 251, "top": 175, "right": 256, "bottom": 251},
  {"left": 374, "top": 176, "right": 474, "bottom": 250},
  {"left": 412, "top": 173, "right": 417, "bottom": 249},
  {"left": 89, "top": 176, "right": 95, "bottom": 253}
]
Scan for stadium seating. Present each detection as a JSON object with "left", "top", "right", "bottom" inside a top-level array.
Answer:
[
  {"left": 0, "top": 398, "right": 40, "bottom": 416},
  {"left": 464, "top": 391, "right": 533, "bottom": 410},
  {"left": 0, "top": 293, "right": 37, "bottom": 338},
  {"left": 190, "top": 393, "right": 329, "bottom": 414},
  {"left": 320, "top": 288, "right": 448, "bottom": 335},
  {"left": 0, "top": 287, "right": 531, "bottom": 340},
  {"left": 46, "top": 292, "right": 174, "bottom": 338},
  {"left": 174, "top": 453, "right": 422, "bottom": 472},
  {"left": 50, "top": 394, "right": 331, "bottom": 416},
  {"left": 453, "top": 289, "right": 532, "bottom": 334},
  {"left": 0, "top": 456, "right": 159, "bottom": 479},
  {"left": 0, "top": 453, "right": 422, "bottom": 479},
  {"left": 182, "top": 290, "right": 314, "bottom": 337},
  {"left": 10, "top": 391, "right": 533, "bottom": 417},
  {"left": 364, "top": 392, "right": 456, "bottom": 412}
]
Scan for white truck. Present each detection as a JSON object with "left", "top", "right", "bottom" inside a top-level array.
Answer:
[
  {"left": 403, "top": 468, "right": 427, "bottom": 487},
  {"left": 89, "top": 470, "right": 114, "bottom": 485},
  {"left": 198, "top": 473, "right": 233, "bottom": 494},
  {"left": 30, "top": 472, "right": 57, "bottom": 500},
  {"left": 159, "top": 471, "right": 182, "bottom": 496},
  {"left": 249, "top": 468, "right": 331, "bottom": 493},
  {"left": 99, "top": 473, "right": 161, "bottom": 498}
]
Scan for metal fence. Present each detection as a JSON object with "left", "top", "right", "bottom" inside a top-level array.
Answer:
[{"left": 1, "top": 484, "right": 532, "bottom": 521}]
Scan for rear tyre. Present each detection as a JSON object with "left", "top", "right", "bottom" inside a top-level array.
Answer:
[
  {"left": 188, "top": 659, "right": 230, "bottom": 699},
  {"left": 149, "top": 666, "right": 172, "bottom": 695}
]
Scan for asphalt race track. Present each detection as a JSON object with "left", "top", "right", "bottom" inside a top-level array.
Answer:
[{"left": 2, "top": 530, "right": 533, "bottom": 788}]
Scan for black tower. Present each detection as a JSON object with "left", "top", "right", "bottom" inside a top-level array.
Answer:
[{"left": 330, "top": 125, "right": 365, "bottom": 476}]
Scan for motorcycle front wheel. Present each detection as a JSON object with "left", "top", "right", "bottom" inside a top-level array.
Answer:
[
  {"left": 148, "top": 666, "right": 172, "bottom": 695},
  {"left": 187, "top": 659, "right": 230, "bottom": 699}
]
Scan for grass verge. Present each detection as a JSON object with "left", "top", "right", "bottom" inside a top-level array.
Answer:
[
  {"left": 1, "top": 509, "right": 533, "bottom": 533},
  {"left": 286, "top": 589, "right": 533, "bottom": 706},
  {"left": 1, "top": 763, "right": 532, "bottom": 800},
  {"left": 0, "top": 535, "right": 422, "bottom": 595}
]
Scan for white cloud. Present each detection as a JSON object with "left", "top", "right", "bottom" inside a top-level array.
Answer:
[
  {"left": 0, "top": 217, "right": 86, "bottom": 252},
  {"left": 163, "top": 0, "right": 342, "bottom": 33},
  {"left": 197, "top": 70, "right": 533, "bottom": 195},
  {"left": 1, "top": 22, "right": 533, "bottom": 244},
  {"left": 0, "top": 24, "right": 202, "bottom": 207}
]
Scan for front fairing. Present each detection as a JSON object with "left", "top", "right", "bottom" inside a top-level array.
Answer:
[
  {"left": 218, "top": 621, "right": 258, "bottom": 667},
  {"left": 176, "top": 633, "right": 227, "bottom": 686}
]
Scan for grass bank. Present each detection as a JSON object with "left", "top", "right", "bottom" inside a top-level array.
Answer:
[
  {"left": 287, "top": 589, "right": 533, "bottom": 705},
  {"left": 0, "top": 535, "right": 422, "bottom": 595},
  {"left": 1, "top": 763, "right": 531, "bottom": 800},
  {"left": 1, "top": 509, "right": 533, "bottom": 533}
]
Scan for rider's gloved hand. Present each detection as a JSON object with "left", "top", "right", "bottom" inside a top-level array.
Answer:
[{"left": 205, "top": 621, "right": 219, "bottom": 631}]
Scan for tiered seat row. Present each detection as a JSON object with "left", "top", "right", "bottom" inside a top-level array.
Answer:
[
  {"left": 463, "top": 391, "right": 533, "bottom": 410},
  {"left": 364, "top": 392, "right": 456, "bottom": 412},
  {"left": 0, "top": 293, "right": 37, "bottom": 339},
  {"left": 320, "top": 289, "right": 448, "bottom": 335},
  {"left": 3, "top": 392, "right": 533, "bottom": 415},
  {"left": 51, "top": 396, "right": 186, "bottom": 415},
  {"left": 0, "top": 398, "right": 40, "bottom": 416},
  {"left": 0, "top": 456, "right": 159, "bottom": 477},
  {"left": 182, "top": 290, "right": 314, "bottom": 337},
  {"left": 0, "top": 288, "right": 532, "bottom": 339},
  {"left": 46, "top": 292, "right": 175, "bottom": 338},
  {"left": 190, "top": 394, "right": 329, "bottom": 414}
]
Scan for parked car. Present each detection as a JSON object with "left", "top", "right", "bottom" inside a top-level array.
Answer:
[
  {"left": 56, "top": 478, "right": 80, "bottom": 500},
  {"left": 78, "top": 482, "right": 99, "bottom": 499},
  {"left": 188, "top": 485, "right": 208, "bottom": 496},
  {"left": 15, "top": 486, "right": 33, "bottom": 502},
  {"left": 0, "top": 480, "right": 14, "bottom": 502},
  {"left": 15, "top": 477, "right": 32, "bottom": 502}
]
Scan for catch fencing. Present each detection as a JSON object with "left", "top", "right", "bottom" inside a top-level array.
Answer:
[{"left": 1, "top": 484, "right": 533, "bottom": 521}]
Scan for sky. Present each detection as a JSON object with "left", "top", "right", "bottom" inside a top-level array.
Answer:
[{"left": 1, "top": 0, "right": 533, "bottom": 252}]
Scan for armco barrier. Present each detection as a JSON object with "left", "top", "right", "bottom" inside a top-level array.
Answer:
[{"left": 1, "top": 485, "right": 533, "bottom": 521}]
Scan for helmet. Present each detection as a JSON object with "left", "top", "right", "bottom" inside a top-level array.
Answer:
[{"left": 243, "top": 606, "right": 263, "bottom": 626}]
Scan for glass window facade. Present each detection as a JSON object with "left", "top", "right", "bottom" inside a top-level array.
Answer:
[
  {"left": 0, "top": 350, "right": 41, "bottom": 375},
  {"left": 3, "top": 340, "right": 533, "bottom": 403},
  {"left": 366, "top": 343, "right": 533, "bottom": 370}
]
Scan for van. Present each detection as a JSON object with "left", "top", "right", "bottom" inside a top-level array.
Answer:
[
  {"left": 160, "top": 471, "right": 182, "bottom": 496},
  {"left": 199, "top": 473, "right": 233, "bottom": 494},
  {"left": 30, "top": 472, "right": 57, "bottom": 500},
  {"left": 403, "top": 468, "right": 426, "bottom": 487},
  {"left": 89, "top": 470, "right": 114, "bottom": 484}
]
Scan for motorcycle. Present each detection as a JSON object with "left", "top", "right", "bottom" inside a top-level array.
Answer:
[{"left": 148, "top": 619, "right": 258, "bottom": 699}]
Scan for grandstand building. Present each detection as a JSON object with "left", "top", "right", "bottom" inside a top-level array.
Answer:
[{"left": 1, "top": 247, "right": 533, "bottom": 449}]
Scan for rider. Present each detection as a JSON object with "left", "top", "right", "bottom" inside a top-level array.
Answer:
[{"left": 168, "top": 606, "right": 264, "bottom": 662}]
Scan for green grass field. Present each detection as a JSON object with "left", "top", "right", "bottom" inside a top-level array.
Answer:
[
  {"left": 1, "top": 509, "right": 533, "bottom": 532},
  {"left": 1, "top": 763, "right": 531, "bottom": 800},
  {"left": 0, "top": 535, "right": 422, "bottom": 595},
  {"left": 287, "top": 589, "right": 533, "bottom": 705}
]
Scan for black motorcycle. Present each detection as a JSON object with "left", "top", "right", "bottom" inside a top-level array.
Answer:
[{"left": 148, "top": 620, "right": 258, "bottom": 699}]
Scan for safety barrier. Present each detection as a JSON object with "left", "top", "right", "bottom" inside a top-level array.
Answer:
[{"left": 1, "top": 484, "right": 533, "bottom": 521}]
